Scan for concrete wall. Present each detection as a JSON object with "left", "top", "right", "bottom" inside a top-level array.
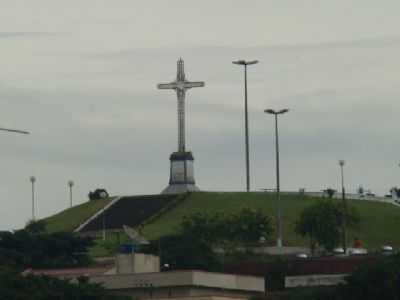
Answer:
[
  {"left": 91, "top": 271, "right": 193, "bottom": 290},
  {"left": 115, "top": 253, "right": 160, "bottom": 274},
  {"left": 108, "top": 286, "right": 192, "bottom": 299},
  {"left": 192, "top": 272, "right": 264, "bottom": 292},
  {"left": 305, "top": 191, "right": 393, "bottom": 203},
  {"left": 133, "top": 253, "right": 160, "bottom": 274},
  {"left": 90, "top": 270, "right": 264, "bottom": 293},
  {"left": 149, "top": 296, "right": 247, "bottom": 300},
  {"left": 109, "top": 286, "right": 260, "bottom": 299},
  {"left": 285, "top": 274, "right": 346, "bottom": 288}
]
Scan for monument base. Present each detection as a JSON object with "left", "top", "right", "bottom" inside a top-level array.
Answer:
[
  {"left": 161, "top": 151, "right": 200, "bottom": 194},
  {"left": 162, "top": 183, "right": 200, "bottom": 194}
]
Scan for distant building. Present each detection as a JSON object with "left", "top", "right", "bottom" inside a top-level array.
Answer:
[
  {"left": 25, "top": 253, "right": 265, "bottom": 299},
  {"left": 90, "top": 270, "right": 264, "bottom": 299}
]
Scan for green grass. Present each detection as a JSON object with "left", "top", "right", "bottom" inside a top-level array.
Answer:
[
  {"left": 43, "top": 192, "right": 400, "bottom": 251},
  {"left": 141, "top": 192, "right": 400, "bottom": 250},
  {"left": 44, "top": 198, "right": 112, "bottom": 233},
  {"left": 88, "top": 232, "right": 131, "bottom": 257}
]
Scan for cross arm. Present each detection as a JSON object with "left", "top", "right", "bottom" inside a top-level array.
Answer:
[
  {"left": 184, "top": 81, "right": 205, "bottom": 88},
  {"left": 157, "top": 83, "right": 177, "bottom": 90}
]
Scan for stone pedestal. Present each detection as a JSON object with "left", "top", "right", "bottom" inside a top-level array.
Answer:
[{"left": 162, "top": 151, "right": 200, "bottom": 194}]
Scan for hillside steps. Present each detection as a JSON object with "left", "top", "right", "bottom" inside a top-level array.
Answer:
[
  {"left": 75, "top": 194, "right": 180, "bottom": 234},
  {"left": 74, "top": 196, "right": 122, "bottom": 233},
  {"left": 139, "top": 192, "right": 190, "bottom": 227}
]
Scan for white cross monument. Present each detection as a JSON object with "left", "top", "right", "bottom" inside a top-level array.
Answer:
[{"left": 157, "top": 58, "right": 204, "bottom": 194}]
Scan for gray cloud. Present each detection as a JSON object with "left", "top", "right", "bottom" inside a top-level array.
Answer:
[
  {"left": 1, "top": 1, "right": 400, "bottom": 230},
  {"left": 0, "top": 32, "right": 57, "bottom": 38}
]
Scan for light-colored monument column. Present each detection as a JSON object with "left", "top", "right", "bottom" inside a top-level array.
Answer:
[{"left": 157, "top": 58, "right": 204, "bottom": 194}]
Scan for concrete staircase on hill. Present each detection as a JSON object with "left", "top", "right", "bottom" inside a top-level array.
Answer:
[
  {"left": 74, "top": 194, "right": 183, "bottom": 235},
  {"left": 74, "top": 196, "right": 122, "bottom": 233}
]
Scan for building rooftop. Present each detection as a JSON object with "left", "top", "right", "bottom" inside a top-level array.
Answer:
[
  {"left": 89, "top": 270, "right": 265, "bottom": 293},
  {"left": 22, "top": 265, "right": 114, "bottom": 279}
]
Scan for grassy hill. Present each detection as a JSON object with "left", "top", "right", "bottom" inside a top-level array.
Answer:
[
  {"left": 43, "top": 192, "right": 400, "bottom": 250},
  {"left": 141, "top": 192, "right": 400, "bottom": 250},
  {"left": 44, "top": 198, "right": 112, "bottom": 233}
]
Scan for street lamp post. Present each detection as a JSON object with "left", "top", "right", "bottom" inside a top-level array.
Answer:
[
  {"left": 233, "top": 59, "right": 259, "bottom": 192},
  {"left": 264, "top": 108, "right": 289, "bottom": 248},
  {"left": 0, "top": 127, "right": 31, "bottom": 219},
  {"left": 339, "top": 160, "right": 347, "bottom": 254},
  {"left": 68, "top": 180, "right": 74, "bottom": 208},
  {"left": 30, "top": 176, "right": 36, "bottom": 220}
]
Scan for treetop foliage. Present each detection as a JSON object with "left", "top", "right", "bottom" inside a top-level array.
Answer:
[
  {"left": 148, "top": 208, "right": 274, "bottom": 271},
  {"left": 0, "top": 268, "right": 129, "bottom": 300},
  {"left": 283, "top": 254, "right": 400, "bottom": 300},
  {"left": 180, "top": 207, "right": 274, "bottom": 245},
  {"left": 295, "top": 200, "right": 360, "bottom": 251},
  {"left": 0, "top": 221, "right": 93, "bottom": 269}
]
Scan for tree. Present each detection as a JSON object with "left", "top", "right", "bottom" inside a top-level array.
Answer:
[
  {"left": 180, "top": 208, "right": 274, "bottom": 246},
  {"left": 24, "top": 220, "right": 47, "bottom": 234},
  {"left": 295, "top": 200, "right": 359, "bottom": 253},
  {"left": 157, "top": 234, "right": 220, "bottom": 271},
  {"left": 342, "top": 254, "right": 400, "bottom": 300},
  {"left": 147, "top": 208, "right": 274, "bottom": 271},
  {"left": 227, "top": 208, "right": 273, "bottom": 243},
  {"left": 325, "top": 188, "right": 336, "bottom": 199},
  {"left": 0, "top": 268, "right": 129, "bottom": 300},
  {"left": 357, "top": 186, "right": 364, "bottom": 196},
  {"left": 290, "top": 254, "right": 400, "bottom": 300},
  {"left": 390, "top": 187, "right": 400, "bottom": 198},
  {"left": 0, "top": 226, "right": 94, "bottom": 269},
  {"left": 88, "top": 189, "right": 109, "bottom": 201}
]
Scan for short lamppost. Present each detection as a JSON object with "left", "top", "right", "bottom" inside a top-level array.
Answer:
[
  {"left": 339, "top": 159, "right": 347, "bottom": 254},
  {"left": 30, "top": 176, "right": 36, "bottom": 220},
  {"left": 264, "top": 108, "right": 289, "bottom": 248},
  {"left": 232, "top": 59, "right": 259, "bottom": 192},
  {"left": 68, "top": 180, "right": 74, "bottom": 208}
]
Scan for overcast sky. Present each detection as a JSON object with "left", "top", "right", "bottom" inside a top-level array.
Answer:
[{"left": 1, "top": 0, "right": 400, "bottom": 230}]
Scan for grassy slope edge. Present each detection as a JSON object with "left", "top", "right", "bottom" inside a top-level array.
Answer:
[
  {"left": 42, "top": 192, "right": 400, "bottom": 250},
  {"left": 142, "top": 192, "right": 400, "bottom": 250},
  {"left": 44, "top": 198, "right": 112, "bottom": 233}
]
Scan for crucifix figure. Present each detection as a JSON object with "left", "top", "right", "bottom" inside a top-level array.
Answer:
[
  {"left": 157, "top": 59, "right": 204, "bottom": 194},
  {"left": 158, "top": 58, "right": 204, "bottom": 153}
]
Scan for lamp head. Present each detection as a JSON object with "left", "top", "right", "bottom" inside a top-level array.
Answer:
[
  {"left": 278, "top": 108, "right": 289, "bottom": 114},
  {"left": 264, "top": 109, "right": 276, "bottom": 114},
  {"left": 339, "top": 160, "right": 345, "bottom": 167},
  {"left": 246, "top": 60, "right": 259, "bottom": 65},
  {"left": 264, "top": 108, "right": 289, "bottom": 115},
  {"left": 232, "top": 60, "right": 246, "bottom": 65},
  {"left": 30, "top": 176, "right": 36, "bottom": 183},
  {"left": 68, "top": 180, "right": 74, "bottom": 187},
  {"left": 232, "top": 60, "right": 259, "bottom": 66}
]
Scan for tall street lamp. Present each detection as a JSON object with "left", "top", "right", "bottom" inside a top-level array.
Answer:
[
  {"left": 0, "top": 127, "right": 29, "bottom": 135},
  {"left": 30, "top": 176, "right": 36, "bottom": 220},
  {"left": 68, "top": 180, "right": 74, "bottom": 208},
  {"left": 339, "top": 159, "right": 347, "bottom": 253},
  {"left": 233, "top": 59, "right": 259, "bottom": 192},
  {"left": 1, "top": 127, "right": 31, "bottom": 218},
  {"left": 264, "top": 108, "right": 289, "bottom": 248}
]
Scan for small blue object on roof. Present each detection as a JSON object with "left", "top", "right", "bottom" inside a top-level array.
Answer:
[{"left": 120, "top": 244, "right": 135, "bottom": 254}]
